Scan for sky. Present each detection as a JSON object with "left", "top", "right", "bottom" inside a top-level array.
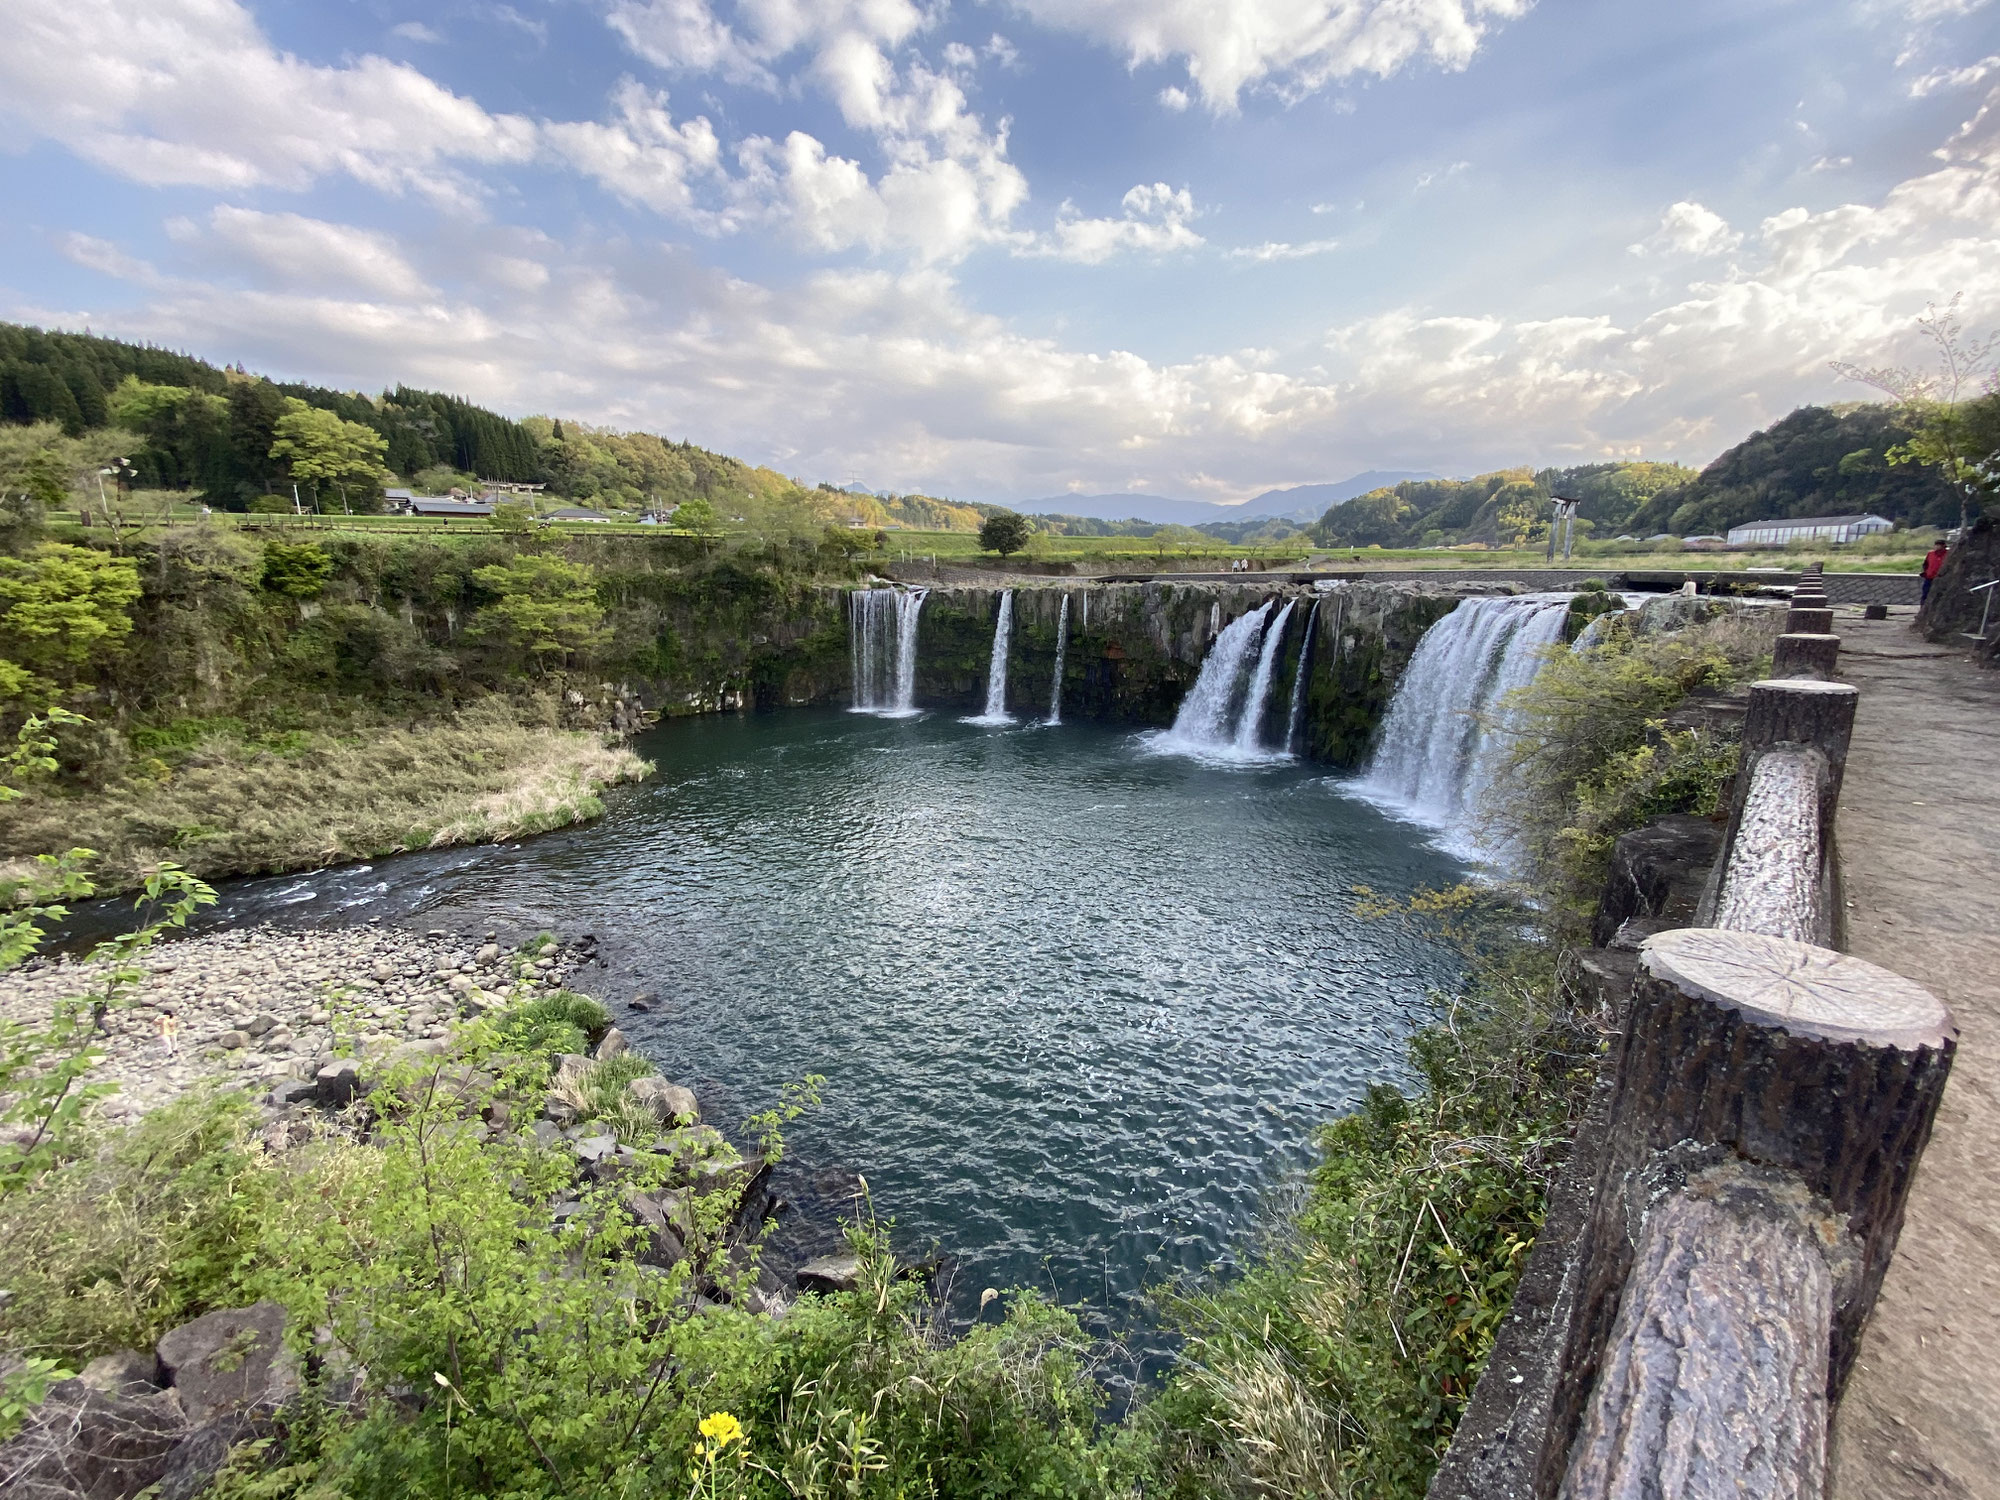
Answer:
[{"left": 2, "top": 0, "right": 1998, "bottom": 506}]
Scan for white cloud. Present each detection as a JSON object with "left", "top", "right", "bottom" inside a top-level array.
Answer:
[
  {"left": 57, "top": 233, "right": 164, "bottom": 287},
  {"left": 1028, "top": 183, "right": 1204, "bottom": 264},
  {"left": 1007, "top": 0, "right": 1534, "bottom": 111},
  {"left": 1629, "top": 200, "right": 1745, "bottom": 258},
  {"left": 0, "top": 0, "right": 1023, "bottom": 265},
  {"left": 169, "top": 207, "right": 433, "bottom": 298},
  {"left": 1228, "top": 237, "right": 1341, "bottom": 261},
  {"left": 390, "top": 20, "right": 444, "bottom": 43},
  {"left": 1414, "top": 160, "right": 1470, "bottom": 188},
  {"left": 22, "top": 14, "right": 2000, "bottom": 498},
  {"left": 1159, "top": 86, "right": 1190, "bottom": 111},
  {"left": 1911, "top": 53, "right": 2000, "bottom": 95},
  {"left": 0, "top": 0, "right": 537, "bottom": 205},
  {"left": 602, "top": 0, "right": 1028, "bottom": 260},
  {"left": 544, "top": 79, "right": 725, "bottom": 217}
]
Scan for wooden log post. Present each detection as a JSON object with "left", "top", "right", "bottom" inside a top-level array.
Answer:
[
  {"left": 1713, "top": 748, "right": 1826, "bottom": 943},
  {"left": 1772, "top": 632, "right": 1840, "bottom": 680},
  {"left": 1559, "top": 1166, "right": 1836, "bottom": 1500},
  {"left": 1698, "top": 679, "right": 1859, "bottom": 937},
  {"left": 1553, "top": 929, "right": 1955, "bottom": 1500},
  {"left": 1731, "top": 677, "right": 1856, "bottom": 819},
  {"left": 1786, "top": 606, "right": 1835, "bottom": 634}
]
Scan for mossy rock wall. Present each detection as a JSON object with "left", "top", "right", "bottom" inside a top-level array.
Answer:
[{"left": 831, "top": 580, "right": 1470, "bottom": 766}]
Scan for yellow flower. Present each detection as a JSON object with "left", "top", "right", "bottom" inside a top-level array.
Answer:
[{"left": 698, "top": 1411, "right": 744, "bottom": 1450}]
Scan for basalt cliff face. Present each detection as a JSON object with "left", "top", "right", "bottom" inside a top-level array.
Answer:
[{"left": 882, "top": 580, "right": 1473, "bottom": 767}]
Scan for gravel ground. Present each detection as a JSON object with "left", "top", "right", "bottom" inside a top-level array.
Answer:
[
  {"left": 0, "top": 922, "right": 584, "bottom": 1122},
  {"left": 1829, "top": 612, "right": 2000, "bottom": 1500}
]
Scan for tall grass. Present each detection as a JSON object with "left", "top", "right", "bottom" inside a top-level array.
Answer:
[{"left": 0, "top": 698, "right": 650, "bottom": 888}]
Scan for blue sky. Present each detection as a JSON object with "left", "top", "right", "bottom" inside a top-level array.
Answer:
[{"left": 3, "top": 0, "right": 1997, "bottom": 505}]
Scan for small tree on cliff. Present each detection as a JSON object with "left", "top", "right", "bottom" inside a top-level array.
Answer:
[
  {"left": 469, "top": 554, "right": 608, "bottom": 672},
  {"left": 979, "top": 510, "right": 1030, "bottom": 556}
]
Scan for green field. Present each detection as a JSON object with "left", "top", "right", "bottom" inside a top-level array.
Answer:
[{"left": 52, "top": 497, "right": 1935, "bottom": 576}]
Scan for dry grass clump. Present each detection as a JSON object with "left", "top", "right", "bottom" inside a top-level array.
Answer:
[{"left": 0, "top": 700, "right": 650, "bottom": 889}]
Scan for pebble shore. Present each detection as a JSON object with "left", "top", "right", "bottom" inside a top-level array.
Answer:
[{"left": 0, "top": 922, "right": 583, "bottom": 1121}]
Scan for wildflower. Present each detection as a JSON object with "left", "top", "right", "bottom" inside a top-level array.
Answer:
[{"left": 698, "top": 1410, "right": 743, "bottom": 1450}]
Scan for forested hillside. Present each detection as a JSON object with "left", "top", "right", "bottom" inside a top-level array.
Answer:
[
  {"left": 0, "top": 324, "right": 831, "bottom": 520},
  {"left": 1307, "top": 402, "right": 1986, "bottom": 548},
  {"left": 1624, "top": 403, "right": 1976, "bottom": 535},
  {"left": 1308, "top": 462, "right": 1699, "bottom": 548}
]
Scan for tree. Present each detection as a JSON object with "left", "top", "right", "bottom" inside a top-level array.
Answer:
[
  {"left": 0, "top": 544, "right": 143, "bottom": 697},
  {"left": 1833, "top": 295, "right": 2000, "bottom": 534},
  {"left": 674, "top": 498, "right": 719, "bottom": 535},
  {"left": 488, "top": 501, "right": 536, "bottom": 534},
  {"left": 468, "top": 555, "right": 608, "bottom": 671},
  {"left": 107, "top": 376, "right": 231, "bottom": 492},
  {"left": 979, "top": 510, "right": 1031, "bottom": 556},
  {"left": 261, "top": 542, "right": 335, "bottom": 600},
  {"left": 269, "top": 398, "right": 391, "bottom": 515}
]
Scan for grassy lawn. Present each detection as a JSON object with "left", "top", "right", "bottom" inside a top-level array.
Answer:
[{"left": 46, "top": 498, "right": 1934, "bottom": 574}]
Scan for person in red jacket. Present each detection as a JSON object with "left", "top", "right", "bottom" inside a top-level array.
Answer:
[{"left": 1921, "top": 539, "right": 1949, "bottom": 604}]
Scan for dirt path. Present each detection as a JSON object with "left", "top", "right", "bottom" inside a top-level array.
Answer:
[{"left": 1829, "top": 611, "right": 2000, "bottom": 1500}]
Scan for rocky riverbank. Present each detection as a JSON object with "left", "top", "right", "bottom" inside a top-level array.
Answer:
[{"left": 0, "top": 923, "right": 586, "bottom": 1123}]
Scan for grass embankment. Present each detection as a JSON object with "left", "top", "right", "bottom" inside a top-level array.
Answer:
[{"left": 0, "top": 700, "right": 649, "bottom": 890}]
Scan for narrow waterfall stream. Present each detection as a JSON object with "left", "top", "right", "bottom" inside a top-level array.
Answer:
[
  {"left": 1353, "top": 594, "right": 1572, "bottom": 858},
  {"left": 1046, "top": 594, "right": 1070, "bottom": 725},
  {"left": 1148, "top": 600, "right": 1295, "bottom": 762},
  {"left": 964, "top": 590, "right": 1015, "bottom": 725},
  {"left": 1286, "top": 598, "right": 1321, "bottom": 754},
  {"left": 849, "top": 587, "right": 928, "bottom": 716},
  {"left": 1231, "top": 600, "right": 1296, "bottom": 754}
]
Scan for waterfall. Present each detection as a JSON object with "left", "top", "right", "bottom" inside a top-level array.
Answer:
[
  {"left": 850, "top": 587, "right": 928, "bottom": 716},
  {"left": 1354, "top": 595, "right": 1572, "bottom": 855},
  {"left": 1231, "top": 600, "right": 1296, "bottom": 754},
  {"left": 1046, "top": 594, "right": 1070, "bottom": 725},
  {"left": 1286, "top": 598, "right": 1321, "bottom": 754},
  {"left": 964, "top": 590, "right": 1015, "bottom": 725},
  {"left": 1147, "top": 599, "right": 1296, "bottom": 762}
]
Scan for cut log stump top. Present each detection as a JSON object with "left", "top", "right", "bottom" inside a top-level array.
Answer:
[
  {"left": 1639, "top": 928, "right": 1955, "bottom": 1050},
  {"left": 1750, "top": 678, "right": 1860, "bottom": 700}
]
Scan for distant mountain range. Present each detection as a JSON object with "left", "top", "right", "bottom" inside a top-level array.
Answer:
[{"left": 1022, "top": 471, "right": 1435, "bottom": 526}]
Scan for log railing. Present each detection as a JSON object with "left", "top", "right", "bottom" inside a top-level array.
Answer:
[{"left": 1430, "top": 573, "right": 1958, "bottom": 1500}]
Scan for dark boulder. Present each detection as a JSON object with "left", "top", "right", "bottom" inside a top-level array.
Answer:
[
  {"left": 312, "top": 1061, "right": 358, "bottom": 1108},
  {"left": 156, "top": 1416, "right": 256, "bottom": 1500},
  {"left": 1590, "top": 814, "right": 1723, "bottom": 949},
  {"left": 797, "top": 1253, "right": 862, "bottom": 1295},
  {"left": 77, "top": 1351, "right": 160, "bottom": 1397},
  {"left": 0, "top": 1382, "right": 187, "bottom": 1499},
  {"left": 154, "top": 1302, "right": 298, "bottom": 1428}
]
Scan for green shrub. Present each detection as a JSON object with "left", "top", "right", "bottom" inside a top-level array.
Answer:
[
  {"left": 0, "top": 1090, "right": 270, "bottom": 1362},
  {"left": 1487, "top": 609, "right": 1773, "bottom": 925},
  {"left": 493, "top": 990, "right": 609, "bottom": 1058}
]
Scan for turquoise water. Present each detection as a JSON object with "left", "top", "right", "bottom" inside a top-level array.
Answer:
[{"left": 117, "top": 708, "right": 1467, "bottom": 1348}]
